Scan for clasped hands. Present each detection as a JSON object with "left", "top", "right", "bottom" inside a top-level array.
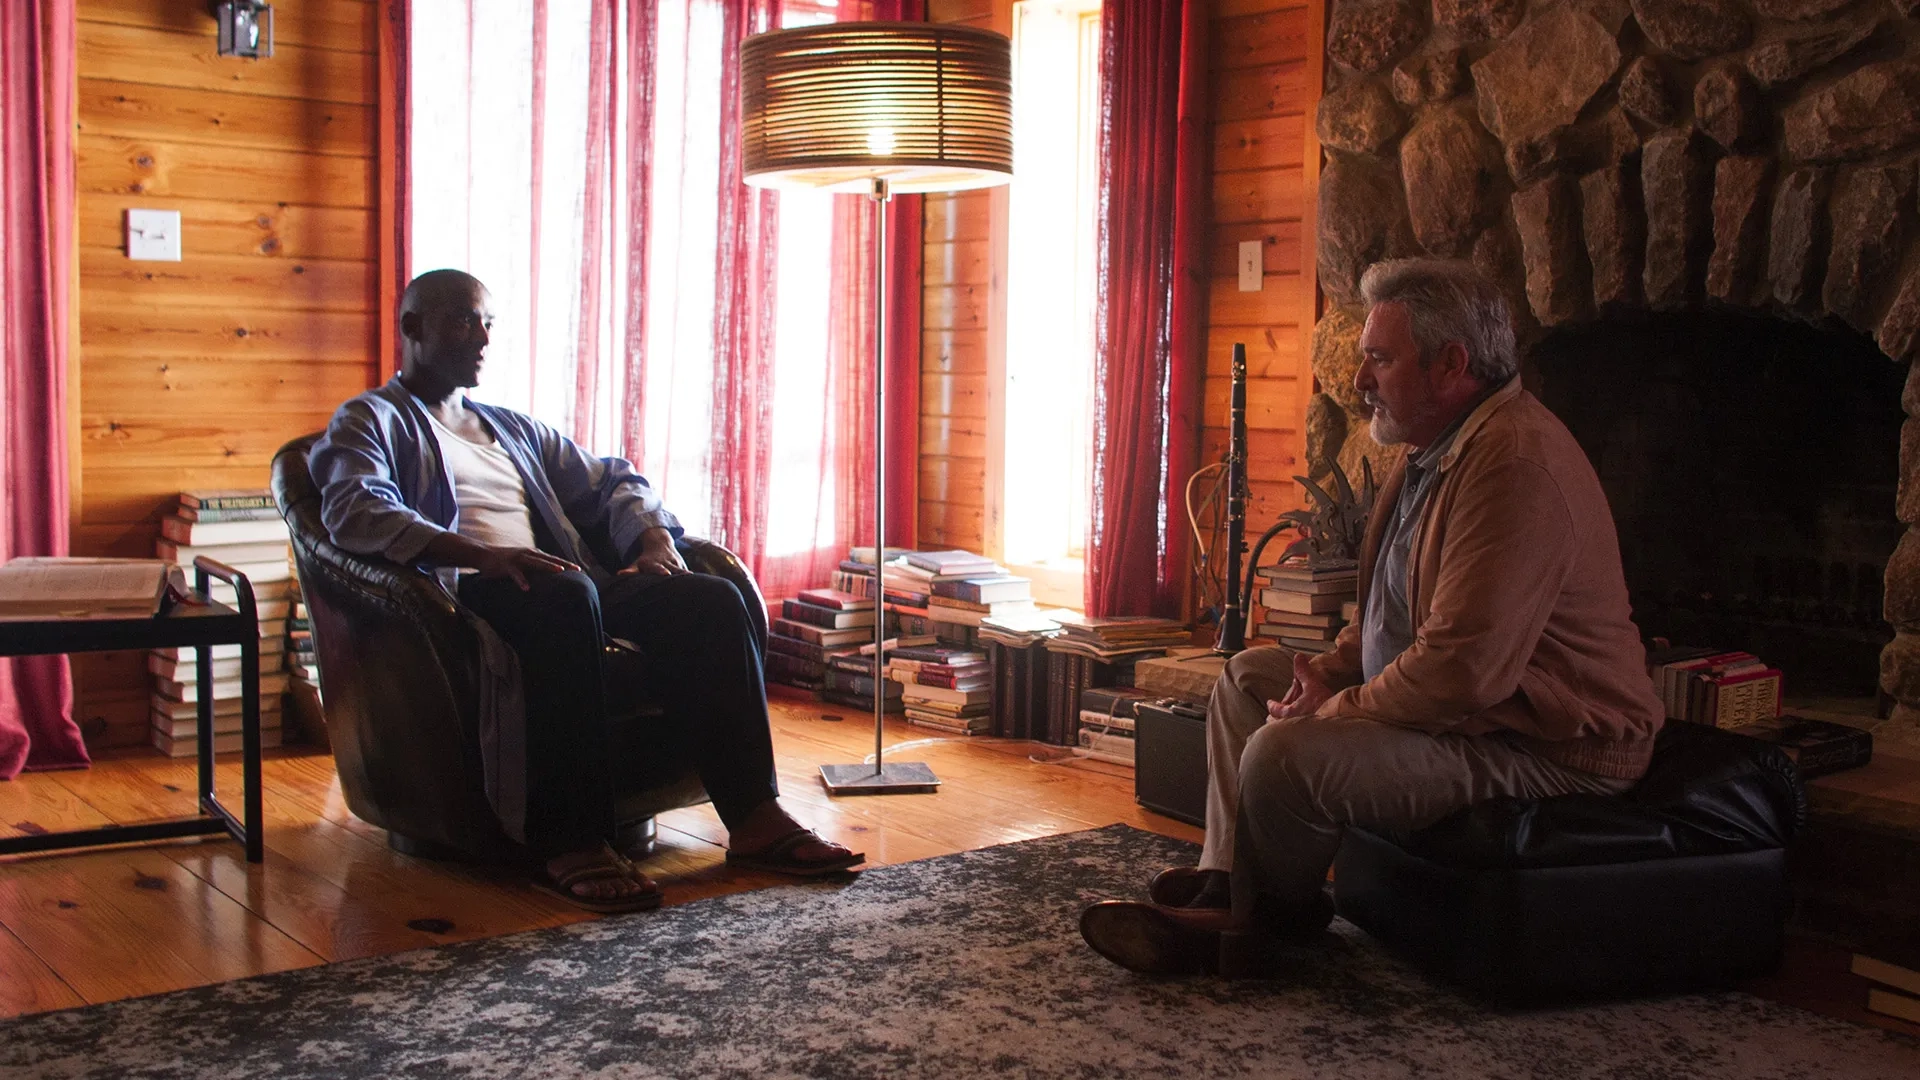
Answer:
[{"left": 1267, "top": 652, "right": 1333, "bottom": 723}]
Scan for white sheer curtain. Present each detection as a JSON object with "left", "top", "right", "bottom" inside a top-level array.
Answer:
[{"left": 408, "top": 0, "right": 861, "bottom": 589}]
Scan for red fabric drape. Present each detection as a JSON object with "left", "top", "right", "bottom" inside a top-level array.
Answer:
[
  {"left": 0, "top": 0, "right": 82, "bottom": 779},
  {"left": 377, "top": 0, "right": 409, "bottom": 379},
  {"left": 707, "top": 0, "right": 783, "bottom": 567},
  {"left": 1086, "top": 0, "right": 1209, "bottom": 618}
]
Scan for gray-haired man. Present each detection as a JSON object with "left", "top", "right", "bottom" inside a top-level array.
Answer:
[{"left": 1081, "top": 259, "right": 1664, "bottom": 975}]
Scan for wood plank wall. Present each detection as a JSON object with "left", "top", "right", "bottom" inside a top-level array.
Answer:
[
  {"left": 916, "top": 0, "right": 1319, "bottom": 593},
  {"left": 1203, "top": 0, "right": 1318, "bottom": 541},
  {"left": 70, "top": 0, "right": 380, "bottom": 749},
  {"left": 919, "top": 0, "right": 1006, "bottom": 553}
]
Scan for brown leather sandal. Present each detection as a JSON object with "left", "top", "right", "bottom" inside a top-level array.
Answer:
[
  {"left": 533, "top": 847, "right": 663, "bottom": 914},
  {"left": 726, "top": 828, "right": 865, "bottom": 876}
]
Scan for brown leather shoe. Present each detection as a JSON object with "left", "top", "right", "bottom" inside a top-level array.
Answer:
[
  {"left": 1148, "top": 866, "right": 1230, "bottom": 909},
  {"left": 1078, "top": 901, "right": 1227, "bottom": 976}
]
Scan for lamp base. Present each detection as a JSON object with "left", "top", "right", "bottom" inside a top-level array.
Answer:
[{"left": 819, "top": 762, "right": 940, "bottom": 795}]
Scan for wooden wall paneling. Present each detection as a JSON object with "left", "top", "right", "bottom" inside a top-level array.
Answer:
[
  {"left": 1210, "top": 166, "right": 1305, "bottom": 225},
  {"left": 1206, "top": 326, "right": 1301, "bottom": 379},
  {"left": 1210, "top": 219, "right": 1301, "bottom": 278},
  {"left": 76, "top": 78, "right": 373, "bottom": 157},
  {"left": 79, "top": 194, "right": 375, "bottom": 261},
  {"left": 913, "top": 1, "right": 1006, "bottom": 557},
  {"left": 78, "top": 250, "right": 374, "bottom": 312},
  {"left": 72, "top": 0, "right": 381, "bottom": 749},
  {"left": 77, "top": 134, "right": 373, "bottom": 206},
  {"left": 83, "top": 307, "right": 377, "bottom": 361},
  {"left": 1196, "top": 0, "right": 1319, "bottom": 609},
  {"left": 79, "top": 0, "right": 377, "bottom": 52},
  {"left": 77, "top": 21, "right": 375, "bottom": 105}
]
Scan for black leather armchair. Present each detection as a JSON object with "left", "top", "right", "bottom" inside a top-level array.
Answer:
[
  {"left": 1332, "top": 722, "right": 1806, "bottom": 1001},
  {"left": 271, "top": 434, "right": 769, "bottom": 861}
]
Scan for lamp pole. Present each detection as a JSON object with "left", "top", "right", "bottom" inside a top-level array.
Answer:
[{"left": 871, "top": 176, "right": 890, "bottom": 777}]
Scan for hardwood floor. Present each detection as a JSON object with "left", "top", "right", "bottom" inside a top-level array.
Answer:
[
  {"left": 3, "top": 688, "right": 1915, "bottom": 1044},
  {"left": 0, "top": 688, "right": 1198, "bottom": 1019}
]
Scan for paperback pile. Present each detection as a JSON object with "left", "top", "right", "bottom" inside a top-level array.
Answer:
[
  {"left": 767, "top": 587, "right": 883, "bottom": 693},
  {"left": 1043, "top": 614, "right": 1188, "bottom": 745},
  {"left": 1049, "top": 613, "right": 1190, "bottom": 660},
  {"left": 1645, "top": 646, "right": 1783, "bottom": 728},
  {"left": 1254, "top": 558, "right": 1357, "bottom": 654},
  {"left": 887, "top": 642, "right": 993, "bottom": 734},
  {"left": 821, "top": 651, "right": 907, "bottom": 714},
  {"left": 832, "top": 548, "right": 938, "bottom": 638},
  {"left": 286, "top": 578, "right": 318, "bottom": 699},
  {"left": 1852, "top": 953, "right": 1920, "bottom": 1026},
  {"left": 833, "top": 548, "right": 1037, "bottom": 650},
  {"left": 150, "top": 490, "right": 290, "bottom": 757},
  {"left": 1077, "top": 686, "right": 1156, "bottom": 766},
  {"left": 902, "top": 550, "right": 1035, "bottom": 647}
]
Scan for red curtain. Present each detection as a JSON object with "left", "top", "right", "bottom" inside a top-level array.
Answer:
[
  {"left": 377, "top": 0, "right": 409, "bottom": 379},
  {"left": 1086, "top": 0, "right": 1209, "bottom": 618},
  {"left": 0, "top": 0, "right": 83, "bottom": 779},
  {"left": 706, "top": 0, "right": 783, "bottom": 571}
]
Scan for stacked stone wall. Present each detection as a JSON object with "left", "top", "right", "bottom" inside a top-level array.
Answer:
[{"left": 1308, "top": 0, "right": 1920, "bottom": 718}]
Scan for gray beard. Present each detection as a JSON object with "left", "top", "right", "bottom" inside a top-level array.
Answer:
[{"left": 1369, "top": 409, "right": 1410, "bottom": 446}]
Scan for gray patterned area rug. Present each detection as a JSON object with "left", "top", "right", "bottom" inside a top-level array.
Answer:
[{"left": 3, "top": 825, "right": 1917, "bottom": 1079}]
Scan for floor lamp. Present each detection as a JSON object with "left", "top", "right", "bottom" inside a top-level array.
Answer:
[{"left": 740, "top": 22, "right": 1013, "bottom": 795}]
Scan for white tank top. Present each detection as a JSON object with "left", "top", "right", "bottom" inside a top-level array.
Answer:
[{"left": 420, "top": 404, "right": 539, "bottom": 551}]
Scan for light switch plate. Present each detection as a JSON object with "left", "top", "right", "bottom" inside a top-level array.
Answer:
[
  {"left": 127, "top": 209, "right": 182, "bottom": 261},
  {"left": 1237, "top": 240, "right": 1262, "bottom": 292}
]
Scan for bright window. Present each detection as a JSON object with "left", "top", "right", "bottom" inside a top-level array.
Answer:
[
  {"left": 997, "top": 0, "right": 1102, "bottom": 607},
  {"left": 408, "top": 0, "right": 844, "bottom": 561}
]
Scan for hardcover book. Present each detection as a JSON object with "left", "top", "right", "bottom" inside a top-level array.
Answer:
[
  {"left": 779, "top": 598, "right": 877, "bottom": 630},
  {"left": 1729, "top": 715, "right": 1872, "bottom": 778}
]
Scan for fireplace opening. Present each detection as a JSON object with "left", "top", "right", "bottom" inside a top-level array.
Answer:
[{"left": 1532, "top": 312, "right": 1903, "bottom": 698}]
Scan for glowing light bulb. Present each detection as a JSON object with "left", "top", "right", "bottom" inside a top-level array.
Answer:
[{"left": 866, "top": 128, "right": 897, "bottom": 156}]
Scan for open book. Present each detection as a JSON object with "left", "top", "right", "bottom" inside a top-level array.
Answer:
[{"left": 0, "top": 557, "right": 182, "bottom": 620}]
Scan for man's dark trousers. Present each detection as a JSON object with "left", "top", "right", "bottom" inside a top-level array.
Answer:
[{"left": 458, "top": 567, "right": 778, "bottom": 856}]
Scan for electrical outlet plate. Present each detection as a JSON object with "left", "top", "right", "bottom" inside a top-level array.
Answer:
[
  {"left": 127, "top": 209, "right": 182, "bottom": 261},
  {"left": 1237, "top": 240, "right": 1262, "bottom": 292}
]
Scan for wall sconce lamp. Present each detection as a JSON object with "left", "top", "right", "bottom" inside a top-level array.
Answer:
[{"left": 211, "top": 1, "right": 273, "bottom": 60}]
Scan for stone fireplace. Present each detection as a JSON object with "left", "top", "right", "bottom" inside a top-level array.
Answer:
[{"left": 1303, "top": 0, "right": 1920, "bottom": 724}]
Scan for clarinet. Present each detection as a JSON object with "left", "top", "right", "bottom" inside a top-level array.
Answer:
[{"left": 1214, "top": 343, "right": 1249, "bottom": 655}]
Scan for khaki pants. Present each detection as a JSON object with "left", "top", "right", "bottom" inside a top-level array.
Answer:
[{"left": 1198, "top": 646, "right": 1633, "bottom": 921}]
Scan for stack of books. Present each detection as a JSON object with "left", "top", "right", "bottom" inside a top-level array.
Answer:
[
  {"left": 1047, "top": 613, "right": 1190, "bottom": 660},
  {"left": 766, "top": 588, "right": 881, "bottom": 692},
  {"left": 1645, "top": 646, "right": 1783, "bottom": 729},
  {"left": 979, "top": 608, "right": 1062, "bottom": 739},
  {"left": 1852, "top": 953, "right": 1920, "bottom": 1026},
  {"left": 927, "top": 568, "right": 1036, "bottom": 643},
  {"left": 833, "top": 548, "right": 937, "bottom": 639},
  {"left": 286, "top": 579, "right": 319, "bottom": 700},
  {"left": 887, "top": 643, "right": 992, "bottom": 734},
  {"left": 150, "top": 490, "right": 291, "bottom": 757},
  {"left": 1040, "top": 614, "right": 1187, "bottom": 746},
  {"left": 1077, "top": 686, "right": 1156, "bottom": 766},
  {"left": 1254, "top": 558, "right": 1357, "bottom": 654},
  {"left": 895, "top": 551, "right": 1027, "bottom": 647}
]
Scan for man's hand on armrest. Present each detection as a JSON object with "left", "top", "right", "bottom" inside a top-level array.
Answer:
[
  {"left": 421, "top": 532, "right": 577, "bottom": 591},
  {"left": 619, "top": 526, "right": 687, "bottom": 578}
]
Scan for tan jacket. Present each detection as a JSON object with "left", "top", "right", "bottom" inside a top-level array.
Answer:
[{"left": 1308, "top": 377, "right": 1664, "bottom": 779}]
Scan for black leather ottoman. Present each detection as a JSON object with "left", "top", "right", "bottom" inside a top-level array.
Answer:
[{"left": 1331, "top": 723, "right": 1805, "bottom": 1001}]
